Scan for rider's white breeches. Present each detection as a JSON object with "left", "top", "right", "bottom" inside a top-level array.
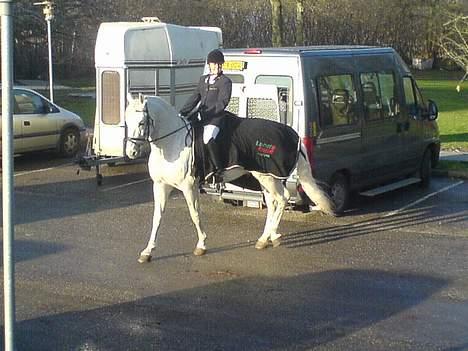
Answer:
[{"left": 203, "top": 124, "right": 220, "bottom": 144}]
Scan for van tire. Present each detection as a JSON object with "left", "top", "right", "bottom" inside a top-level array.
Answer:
[
  {"left": 60, "top": 128, "right": 80, "bottom": 157},
  {"left": 330, "top": 173, "right": 350, "bottom": 215},
  {"left": 420, "top": 149, "right": 432, "bottom": 188}
]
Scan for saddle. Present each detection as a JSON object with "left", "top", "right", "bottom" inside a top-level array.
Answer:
[{"left": 193, "top": 112, "right": 300, "bottom": 188}]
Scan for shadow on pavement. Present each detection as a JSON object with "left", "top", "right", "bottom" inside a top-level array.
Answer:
[
  {"left": 284, "top": 207, "right": 468, "bottom": 249},
  {"left": 11, "top": 269, "right": 446, "bottom": 350},
  {"left": 0, "top": 239, "right": 67, "bottom": 267},
  {"left": 1, "top": 172, "right": 152, "bottom": 226}
]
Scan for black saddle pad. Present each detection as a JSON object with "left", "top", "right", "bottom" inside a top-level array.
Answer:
[{"left": 194, "top": 112, "right": 300, "bottom": 183}]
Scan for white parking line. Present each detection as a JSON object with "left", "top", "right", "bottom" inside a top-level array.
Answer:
[
  {"left": 14, "top": 163, "right": 72, "bottom": 177},
  {"left": 100, "top": 178, "right": 151, "bottom": 192},
  {"left": 383, "top": 180, "right": 464, "bottom": 217}
]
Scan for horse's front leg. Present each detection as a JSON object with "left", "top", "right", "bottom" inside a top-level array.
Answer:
[
  {"left": 138, "top": 181, "right": 172, "bottom": 263},
  {"left": 181, "top": 179, "right": 207, "bottom": 256}
]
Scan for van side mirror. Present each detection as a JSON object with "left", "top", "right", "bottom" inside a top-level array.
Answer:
[{"left": 427, "top": 99, "right": 438, "bottom": 121}]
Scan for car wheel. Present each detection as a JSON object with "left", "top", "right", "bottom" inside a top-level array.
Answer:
[
  {"left": 330, "top": 173, "right": 350, "bottom": 215},
  {"left": 60, "top": 128, "right": 80, "bottom": 157},
  {"left": 420, "top": 148, "right": 432, "bottom": 188}
]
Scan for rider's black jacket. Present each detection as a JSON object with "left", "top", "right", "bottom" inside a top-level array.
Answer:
[{"left": 180, "top": 73, "right": 232, "bottom": 127}]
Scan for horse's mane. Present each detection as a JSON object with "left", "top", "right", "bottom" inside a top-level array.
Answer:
[{"left": 146, "top": 96, "right": 178, "bottom": 121}]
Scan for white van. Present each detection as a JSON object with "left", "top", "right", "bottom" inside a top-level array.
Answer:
[
  {"left": 79, "top": 19, "right": 222, "bottom": 183},
  {"left": 204, "top": 46, "right": 440, "bottom": 213}
]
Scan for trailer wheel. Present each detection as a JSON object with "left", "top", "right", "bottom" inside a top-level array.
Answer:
[
  {"left": 60, "top": 128, "right": 80, "bottom": 157},
  {"left": 97, "top": 174, "right": 103, "bottom": 186},
  {"left": 329, "top": 172, "right": 350, "bottom": 215}
]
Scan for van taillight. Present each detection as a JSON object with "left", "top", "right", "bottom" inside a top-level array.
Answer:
[
  {"left": 243, "top": 49, "right": 262, "bottom": 54},
  {"left": 302, "top": 136, "right": 315, "bottom": 169}
]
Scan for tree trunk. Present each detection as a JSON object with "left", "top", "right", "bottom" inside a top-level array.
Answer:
[
  {"left": 270, "top": 0, "right": 283, "bottom": 47},
  {"left": 296, "top": 0, "right": 304, "bottom": 46}
]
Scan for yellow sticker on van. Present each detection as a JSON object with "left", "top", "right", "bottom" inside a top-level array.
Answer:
[{"left": 223, "top": 61, "right": 247, "bottom": 71}]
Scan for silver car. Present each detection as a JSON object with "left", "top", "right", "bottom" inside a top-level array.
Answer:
[{"left": 0, "top": 88, "right": 86, "bottom": 157}]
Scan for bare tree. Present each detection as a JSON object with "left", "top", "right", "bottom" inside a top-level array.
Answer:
[
  {"left": 296, "top": 0, "right": 304, "bottom": 45},
  {"left": 439, "top": 13, "right": 468, "bottom": 91},
  {"left": 270, "top": 0, "right": 283, "bottom": 46}
]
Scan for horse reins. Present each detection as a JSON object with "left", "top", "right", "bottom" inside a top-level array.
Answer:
[{"left": 127, "top": 104, "right": 192, "bottom": 146}]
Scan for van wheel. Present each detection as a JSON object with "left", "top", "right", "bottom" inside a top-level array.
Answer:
[
  {"left": 60, "top": 128, "right": 80, "bottom": 157},
  {"left": 330, "top": 173, "right": 350, "bottom": 215},
  {"left": 420, "top": 149, "right": 432, "bottom": 188}
]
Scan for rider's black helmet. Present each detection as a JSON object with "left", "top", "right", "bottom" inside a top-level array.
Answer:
[{"left": 207, "top": 49, "right": 225, "bottom": 64}]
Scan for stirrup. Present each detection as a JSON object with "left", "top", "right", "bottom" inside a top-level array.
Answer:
[{"left": 210, "top": 170, "right": 223, "bottom": 185}]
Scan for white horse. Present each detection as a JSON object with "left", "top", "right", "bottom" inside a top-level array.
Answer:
[{"left": 125, "top": 95, "right": 335, "bottom": 263}]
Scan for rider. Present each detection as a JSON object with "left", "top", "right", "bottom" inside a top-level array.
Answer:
[{"left": 179, "top": 49, "right": 232, "bottom": 182}]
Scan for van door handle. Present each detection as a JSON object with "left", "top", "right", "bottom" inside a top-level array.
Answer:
[{"left": 23, "top": 121, "right": 31, "bottom": 126}]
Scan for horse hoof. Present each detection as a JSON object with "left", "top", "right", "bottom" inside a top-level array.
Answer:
[
  {"left": 255, "top": 240, "right": 269, "bottom": 250},
  {"left": 138, "top": 254, "right": 152, "bottom": 263},
  {"left": 271, "top": 238, "right": 281, "bottom": 248},
  {"left": 193, "top": 247, "right": 206, "bottom": 256}
]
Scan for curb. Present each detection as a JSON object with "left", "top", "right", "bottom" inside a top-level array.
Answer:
[{"left": 433, "top": 169, "right": 468, "bottom": 180}]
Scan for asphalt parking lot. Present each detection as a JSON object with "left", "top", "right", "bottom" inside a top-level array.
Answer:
[{"left": 1, "top": 152, "right": 468, "bottom": 350}]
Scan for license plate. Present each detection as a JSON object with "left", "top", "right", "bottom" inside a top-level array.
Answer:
[{"left": 223, "top": 61, "right": 247, "bottom": 71}]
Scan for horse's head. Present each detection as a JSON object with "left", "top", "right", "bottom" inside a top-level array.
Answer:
[{"left": 125, "top": 94, "right": 150, "bottom": 159}]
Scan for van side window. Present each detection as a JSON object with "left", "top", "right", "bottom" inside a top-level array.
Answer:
[
  {"left": 403, "top": 77, "right": 417, "bottom": 114},
  {"left": 318, "top": 74, "right": 357, "bottom": 127},
  {"left": 255, "top": 75, "right": 293, "bottom": 125},
  {"left": 102, "top": 71, "right": 120, "bottom": 125},
  {"left": 360, "top": 72, "right": 396, "bottom": 120}
]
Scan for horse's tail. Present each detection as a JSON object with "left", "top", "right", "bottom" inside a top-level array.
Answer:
[{"left": 296, "top": 145, "right": 336, "bottom": 216}]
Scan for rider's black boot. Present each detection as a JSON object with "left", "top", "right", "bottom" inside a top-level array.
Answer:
[{"left": 206, "top": 139, "right": 223, "bottom": 183}]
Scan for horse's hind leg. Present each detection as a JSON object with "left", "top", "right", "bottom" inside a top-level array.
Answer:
[
  {"left": 255, "top": 190, "right": 276, "bottom": 249},
  {"left": 138, "top": 182, "right": 172, "bottom": 263},
  {"left": 181, "top": 179, "right": 207, "bottom": 256},
  {"left": 252, "top": 173, "right": 290, "bottom": 249},
  {"left": 297, "top": 154, "right": 336, "bottom": 215}
]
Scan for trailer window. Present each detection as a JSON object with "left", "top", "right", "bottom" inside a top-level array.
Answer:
[
  {"left": 255, "top": 75, "right": 293, "bottom": 125},
  {"left": 360, "top": 72, "right": 396, "bottom": 120},
  {"left": 318, "top": 74, "right": 357, "bottom": 127},
  {"left": 102, "top": 71, "right": 120, "bottom": 125}
]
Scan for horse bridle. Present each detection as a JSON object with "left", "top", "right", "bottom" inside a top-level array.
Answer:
[{"left": 127, "top": 103, "right": 192, "bottom": 145}]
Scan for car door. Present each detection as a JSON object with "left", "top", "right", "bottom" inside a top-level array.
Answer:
[
  {"left": 13, "top": 89, "right": 58, "bottom": 152},
  {"left": 0, "top": 93, "right": 24, "bottom": 153}
]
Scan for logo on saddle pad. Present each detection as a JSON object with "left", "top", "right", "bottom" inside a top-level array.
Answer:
[{"left": 256, "top": 140, "right": 277, "bottom": 158}]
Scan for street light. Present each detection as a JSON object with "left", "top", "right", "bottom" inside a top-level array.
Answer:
[{"left": 33, "top": 1, "right": 54, "bottom": 102}]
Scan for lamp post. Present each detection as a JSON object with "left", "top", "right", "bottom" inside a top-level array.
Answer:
[
  {"left": 1, "top": 0, "right": 16, "bottom": 350},
  {"left": 33, "top": 1, "right": 54, "bottom": 102}
]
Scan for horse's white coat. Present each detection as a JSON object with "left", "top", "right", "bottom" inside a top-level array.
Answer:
[{"left": 125, "top": 96, "right": 335, "bottom": 262}]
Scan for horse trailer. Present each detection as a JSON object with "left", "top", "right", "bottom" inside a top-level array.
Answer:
[
  {"left": 204, "top": 46, "right": 440, "bottom": 214},
  {"left": 78, "top": 18, "right": 222, "bottom": 184}
]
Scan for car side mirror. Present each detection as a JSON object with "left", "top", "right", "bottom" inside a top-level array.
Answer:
[{"left": 427, "top": 99, "right": 438, "bottom": 121}]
